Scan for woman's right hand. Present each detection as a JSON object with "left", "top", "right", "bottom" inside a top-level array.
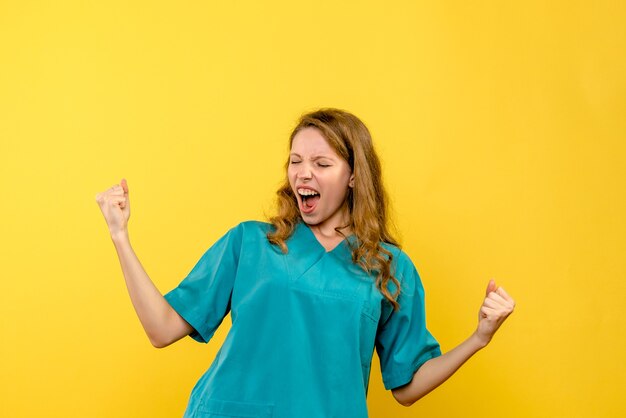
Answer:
[{"left": 95, "top": 178, "right": 131, "bottom": 236}]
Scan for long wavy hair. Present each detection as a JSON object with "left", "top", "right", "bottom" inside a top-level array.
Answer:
[{"left": 266, "top": 108, "right": 403, "bottom": 311}]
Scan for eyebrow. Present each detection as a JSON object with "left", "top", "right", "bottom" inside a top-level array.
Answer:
[{"left": 289, "top": 153, "right": 336, "bottom": 161}]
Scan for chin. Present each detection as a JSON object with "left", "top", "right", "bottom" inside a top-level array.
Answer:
[
  {"left": 301, "top": 214, "right": 322, "bottom": 225},
  {"left": 301, "top": 216, "right": 318, "bottom": 225}
]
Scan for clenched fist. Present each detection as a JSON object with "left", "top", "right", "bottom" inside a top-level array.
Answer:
[
  {"left": 475, "top": 279, "right": 516, "bottom": 346},
  {"left": 95, "top": 178, "right": 130, "bottom": 236}
]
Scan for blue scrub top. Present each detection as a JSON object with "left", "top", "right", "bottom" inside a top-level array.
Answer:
[{"left": 164, "top": 219, "right": 441, "bottom": 417}]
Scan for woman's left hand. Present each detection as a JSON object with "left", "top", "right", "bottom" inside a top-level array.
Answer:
[{"left": 475, "top": 279, "right": 516, "bottom": 347}]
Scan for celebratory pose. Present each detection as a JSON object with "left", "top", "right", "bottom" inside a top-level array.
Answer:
[{"left": 96, "top": 108, "right": 515, "bottom": 417}]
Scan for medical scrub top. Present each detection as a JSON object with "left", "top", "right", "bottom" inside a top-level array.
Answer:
[{"left": 164, "top": 219, "right": 441, "bottom": 418}]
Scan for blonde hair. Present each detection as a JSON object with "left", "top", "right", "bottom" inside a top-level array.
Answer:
[{"left": 266, "top": 108, "right": 403, "bottom": 311}]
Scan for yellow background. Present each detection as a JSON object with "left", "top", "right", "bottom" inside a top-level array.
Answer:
[{"left": 1, "top": 1, "right": 624, "bottom": 417}]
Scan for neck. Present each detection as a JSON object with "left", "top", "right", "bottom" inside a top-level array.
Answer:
[{"left": 307, "top": 205, "right": 352, "bottom": 238}]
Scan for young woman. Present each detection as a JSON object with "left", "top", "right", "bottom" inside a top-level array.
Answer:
[{"left": 96, "top": 108, "right": 515, "bottom": 417}]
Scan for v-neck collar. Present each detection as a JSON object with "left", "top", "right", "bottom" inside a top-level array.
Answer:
[
  {"left": 294, "top": 218, "right": 356, "bottom": 256},
  {"left": 283, "top": 219, "right": 360, "bottom": 284}
]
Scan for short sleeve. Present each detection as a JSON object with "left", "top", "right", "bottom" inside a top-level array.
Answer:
[
  {"left": 163, "top": 223, "right": 244, "bottom": 344},
  {"left": 375, "top": 251, "right": 442, "bottom": 390}
]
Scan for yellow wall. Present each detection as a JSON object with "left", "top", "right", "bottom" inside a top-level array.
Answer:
[{"left": 1, "top": 1, "right": 624, "bottom": 417}]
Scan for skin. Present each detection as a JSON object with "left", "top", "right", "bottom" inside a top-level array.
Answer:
[
  {"left": 286, "top": 127, "right": 516, "bottom": 406},
  {"left": 97, "top": 133, "right": 516, "bottom": 405},
  {"left": 96, "top": 180, "right": 194, "bottom": 348},
  {"left": 391, "top": 280, "right": 515, "bottom": 406},
  {"left": 288, "top": 126, "right": 355, "bottom": 251}
]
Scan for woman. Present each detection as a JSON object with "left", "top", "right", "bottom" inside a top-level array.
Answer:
[{"left": 95, "top": 108, "right": 515, "bottom": 417}]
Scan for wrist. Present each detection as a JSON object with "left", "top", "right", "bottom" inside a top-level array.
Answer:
[
  {"left": 470, "top": 330, "right": 491, "bottom": 350},
  {"left": 110, "top": 229, "right": 129, "bottom": 244}
]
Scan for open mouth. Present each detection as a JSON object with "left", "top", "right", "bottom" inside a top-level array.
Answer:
[{"left": 297, "top": 189, "right": 321, "bottom": 213}]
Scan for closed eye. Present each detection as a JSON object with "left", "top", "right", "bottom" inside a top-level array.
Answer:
[{"left": 289, "top": 161, "right": 330, "bottom": 167}]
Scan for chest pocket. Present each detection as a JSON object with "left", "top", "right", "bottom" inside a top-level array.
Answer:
[
  {"left": 196, "top": 398, "right": 274, "bottom": 417},
  {"left": 359, "top": 299, "right": 381, "bottom": 368}
]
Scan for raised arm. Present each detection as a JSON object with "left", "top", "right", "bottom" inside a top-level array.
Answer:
[
  {"left": 392, "top": 280, "right": 516, "bottom": 406},
  {"left": 111, "top": 231, "right": 194, "bottom": 348},
  {"left": 96, "top": 179, "right": 193, "bottom": 348}
]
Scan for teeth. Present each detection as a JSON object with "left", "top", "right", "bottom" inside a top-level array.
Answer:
[{"left": 297, "top": 188, "right": 319, "bottom": 196}]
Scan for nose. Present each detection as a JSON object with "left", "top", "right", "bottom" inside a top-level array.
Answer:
[{"left": 296, "top": 164, "right": 312, "bottom": 180}]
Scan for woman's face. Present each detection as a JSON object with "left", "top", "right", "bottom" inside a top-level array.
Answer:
[{"left": 288, "top": 127, "right": 354, "bottom": 231}]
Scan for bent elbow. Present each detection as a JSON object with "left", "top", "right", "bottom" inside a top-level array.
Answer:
[
  {"left": 148, "top": 332, "right": 171, "bottom": 349},
  {"left": 151, "top": 339, "right": 167, "bottom": 349},
  {"left": 398, "top": 397, "right": 416, "bottom": 407},
  {"left": 392, "top": 388, "right": 418, "bottom": 407},
  {"left": 392, "top": 389, "right": 410, "bottom": 407}
]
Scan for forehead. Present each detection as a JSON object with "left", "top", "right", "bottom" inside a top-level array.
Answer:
[{"left": 290, "top": 127, "right": 337, "bottom": 156}]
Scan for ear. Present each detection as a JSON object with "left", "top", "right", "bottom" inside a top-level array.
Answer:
[{"left": 349, "top": 174, "right": 355, "bottom": 188}]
